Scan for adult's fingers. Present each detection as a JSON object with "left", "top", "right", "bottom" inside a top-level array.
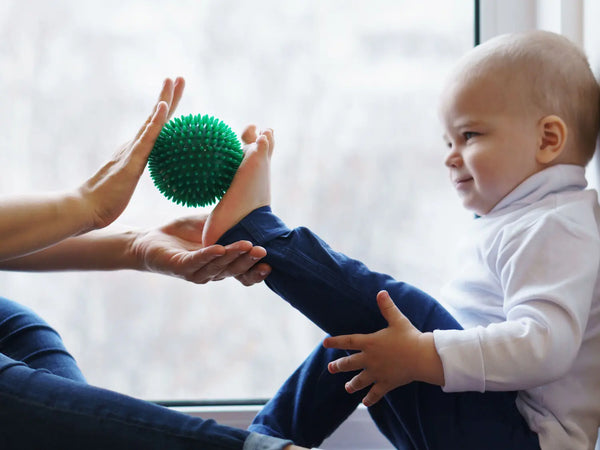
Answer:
[
  {"left": 130, "top": 101, "right": 169, "bottom": 165},
  {"left": 212, "top": 246, "right": 267, "bottom": 278},
  {"left": 134, "top": 78, "right": 175, "bottom": 144},
  {"left": 167, "top": 77, "right": 186, "bottom": 120},
  {"left": 235, "top": 262, "right": 272, "bottom": 286},
  {"left": 186, "top": 243, "right": 256, "bottom": 283}
]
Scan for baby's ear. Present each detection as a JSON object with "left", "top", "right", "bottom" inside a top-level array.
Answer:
[{"left": 536, "top": 115, "right": 567, "bottom": 164}]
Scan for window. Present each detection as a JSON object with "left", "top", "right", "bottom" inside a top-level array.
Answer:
[{"left": 0, "top": 0, "right": 474, "bottom": 401}]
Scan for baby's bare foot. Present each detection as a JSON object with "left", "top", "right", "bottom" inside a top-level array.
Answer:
[{"left": 202, "top": 129, "right": 274, "bottom": 246}]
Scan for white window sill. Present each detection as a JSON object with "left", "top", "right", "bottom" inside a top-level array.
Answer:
[{"left": 172, "top": 403, "right": 393, "bottom": 449}]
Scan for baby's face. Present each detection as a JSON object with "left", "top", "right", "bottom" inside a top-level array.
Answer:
[{"left": 439, "top": 70, "right": 542, "bottom": 215}]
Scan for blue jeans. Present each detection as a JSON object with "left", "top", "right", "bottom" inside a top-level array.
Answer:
[
  {"left": 0, "top": 298, "right": 291, "bottom": 450},
  {"left": 218, "top": 206, "right": 541, "bottom": 450}
]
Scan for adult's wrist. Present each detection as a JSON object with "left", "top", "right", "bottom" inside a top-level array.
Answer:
[
  {"left": 63, "top": 189, "right": 99, "bottom": 235},
  {"left": 118, "top": 227, "right": 148, "bottom": 271}
]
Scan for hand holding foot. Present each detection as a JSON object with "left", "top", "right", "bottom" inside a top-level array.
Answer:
[
  {"left": 130, "top": 214, "right": 270, "bottom": 285},
  {"left": 202, "top": 125, "right": 274, "bottom": 246}
]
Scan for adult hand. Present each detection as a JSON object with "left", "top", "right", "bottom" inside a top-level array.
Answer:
[
  {"left": 132, "top": 214, "right": 271, "bottom": 285},
  {"left": 78, "top": 77, "right": 185, "bottom": 231}
]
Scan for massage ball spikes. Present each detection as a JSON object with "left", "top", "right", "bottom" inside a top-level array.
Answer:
[{"left": 149, "top": 114, "right": 243, "bottom": 207}]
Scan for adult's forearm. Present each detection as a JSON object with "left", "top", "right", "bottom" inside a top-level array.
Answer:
[
  {"left": 0, "top": 227, "right": 139, "bottom": 272},
  {"left": 0, "top": 192, "right": 94, "bottom": 262}
]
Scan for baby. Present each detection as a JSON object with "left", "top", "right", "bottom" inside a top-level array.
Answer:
[{"left": 203, "top": 31, "right": 600, "bottom": 450}]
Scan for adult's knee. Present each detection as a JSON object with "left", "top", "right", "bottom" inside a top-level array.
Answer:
[{"left": 0, "top": 298, "right": 85, "bottom": 382}]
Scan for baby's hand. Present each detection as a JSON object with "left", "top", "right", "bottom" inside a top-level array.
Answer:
[{"left": 323, "top": 290, "right": 443, "bottom": 407}]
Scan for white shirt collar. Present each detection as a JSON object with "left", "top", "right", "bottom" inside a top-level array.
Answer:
[{"left": 486, "top": 164, "right": 588, "bottom": 217}]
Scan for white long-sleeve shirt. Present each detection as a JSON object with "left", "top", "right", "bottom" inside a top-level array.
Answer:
[{"left": 433, "top": 164, "right": 600, "bottom": 450}]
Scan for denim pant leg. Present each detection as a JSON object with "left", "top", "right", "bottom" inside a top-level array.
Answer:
[
  {"left": 0, "top": 297, "right": 86, "bottom": 382},
  {"left": 250, "top": 342, "right": 366, "bottom": 446},
  {"left": 218, "top": 207, "right": 540, "bottom": 450},
  {"left": 0, "top": 298, "right": 291, "bottom": 450}
]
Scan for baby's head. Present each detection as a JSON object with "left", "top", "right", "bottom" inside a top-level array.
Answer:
[{"left": 439, "top": 30, "right": 600, "bottom": 215}]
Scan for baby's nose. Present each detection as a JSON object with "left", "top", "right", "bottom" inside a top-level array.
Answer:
[{"left": 444, "top": 150, "right": 462, "bottom": 168}]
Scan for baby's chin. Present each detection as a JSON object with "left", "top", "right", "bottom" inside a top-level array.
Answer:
[{"left": 461, "top": 200, "right": 495, "bottom": 217}]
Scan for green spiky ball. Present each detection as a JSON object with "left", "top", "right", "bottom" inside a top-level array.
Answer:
[{"left": 149, "top": 114, "right": 243, "bottom": 207}]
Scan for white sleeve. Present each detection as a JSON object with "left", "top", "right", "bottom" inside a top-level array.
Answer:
[{"left": 434, "top": 211, "right": 600, "bottom": 392}]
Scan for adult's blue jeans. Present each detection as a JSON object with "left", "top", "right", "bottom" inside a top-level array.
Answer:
[
  {"left": 218, "top": 206, "right": 541, "bottom": 450},
  {"left": 0, "top": 298, "right": 291, "bottom": 450}
]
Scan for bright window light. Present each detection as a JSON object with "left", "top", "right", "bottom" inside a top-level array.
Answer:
[{"left": 0, "top": 0, "right": 473, "bottom": 400}]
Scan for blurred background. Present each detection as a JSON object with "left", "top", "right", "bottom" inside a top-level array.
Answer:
[{"left": 0, "top": 0, "right": 473, "bottom": 400}]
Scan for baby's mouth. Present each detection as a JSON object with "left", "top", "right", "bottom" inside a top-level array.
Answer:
[{"left": 454, "top": 176, "right": 473, "bottom": 189}]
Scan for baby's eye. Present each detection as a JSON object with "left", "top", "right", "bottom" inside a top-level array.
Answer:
[{"left": 463, "top": 131, "right": 479, "bottom": 141}]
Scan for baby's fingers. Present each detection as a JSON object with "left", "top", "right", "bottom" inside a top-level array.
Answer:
[
  {"left": 377, "top": 290, "right": 406, "bottom": 327},
  {"left": 323, "top": 334, "right": 366, "bottom": 351},
  {"left": 327, "top": 352, "right": 365, "bottom": 374},
  {"left": 361, "top": 383, "right": 388, "bottom": 407},
  {"left": 344, "top": 370, "right": 374, "bottom": 394}
]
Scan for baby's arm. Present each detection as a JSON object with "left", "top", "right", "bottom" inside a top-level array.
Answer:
[
  {"left": 324, "top": 290, "right": 444, "bottom": 406},
  {"left": 440, "top": 209, "right": 599, "bottom": 393}
]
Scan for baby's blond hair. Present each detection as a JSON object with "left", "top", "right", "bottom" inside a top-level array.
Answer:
[{"left": 454, "top": 30, "right": 600, "bottom": 163}]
